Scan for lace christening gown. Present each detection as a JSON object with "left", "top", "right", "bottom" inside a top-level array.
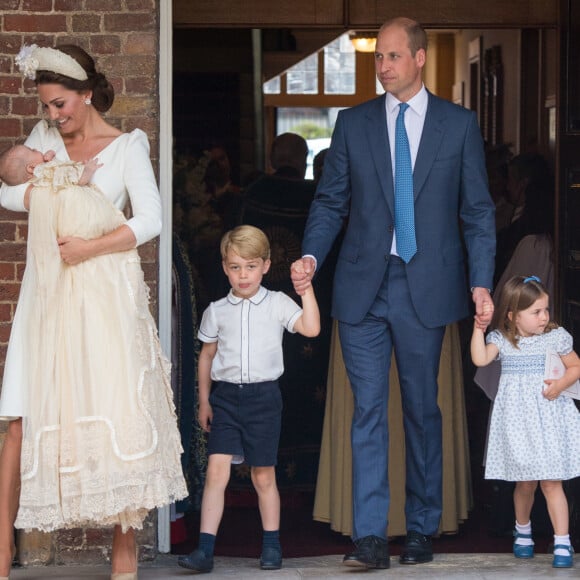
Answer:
[{"left": 13, "top": 161, "right": 187, "bottom": 531}]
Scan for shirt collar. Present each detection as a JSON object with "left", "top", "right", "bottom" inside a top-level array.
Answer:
[
  {"left": 226, "top": 285, "right": 268, "bottom": 305},
  {"left": 386, "top": 84, "right": 428, "bottom": 117}
]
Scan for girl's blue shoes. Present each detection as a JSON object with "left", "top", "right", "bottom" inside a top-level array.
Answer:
[
  {"left": 552, "top": 544, "right": 573, "bottom": 568},
  {"left": 513, "top": 530, "right": 534, "bottom": 559}
]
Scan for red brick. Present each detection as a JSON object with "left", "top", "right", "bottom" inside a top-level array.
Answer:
[
  {"left": 125, "top": 32, "right": 156, "bottom": 55},
  {"left": 102, "top": 55, "right": 156, "bottom": 78},
  {"left": 16, "top": 263, "right": 26, "bottom": 279},
  {"left": 0, "top": 263, "right": 15, "bottom": 281},
  {"left": 85, "top": 0, "right": 125, "bottom": 9},
  {"left": 85, "top": 527, "right": 113, "bottom": 544},
  {"left": 0, "top": 242, "right": 26, "bottom": 263},
  {"left": 0, "top": 223, "right": 17, "bottom": 242},
  {"left": 55, "top": 37, "right": 90, "bottom": 54},
  {"left": 0, "top": 96, "right": 9, "bottom": 115},
  {"left": 16, "top": 223, "right": 28, "bottom": 242},
  {"left": 0, "top": 207, "right": 17, "bottom": 220},
  {"left": 23, "top": 34, "right": 55, "bottom": 47},
  {"left": 104, "top": 13, "right": 156, "bottom": 33},
  {"left": 0, "top": 282, "right": 22, "bottom": 302},
  {"left": 24, "top": 118, "right": 41, "bottom": 135},
  {"left": 0, "top": 77, "right": 22, "bottom": 94},
  {"left": 71, "top": 14, "right": 101, "bottom": 33},
  {"left": 125, "top": 76, "right": 156, "bottom": 94},
  {"left": 54, "top": 528, "right": 83, "bottom": 548},
  {"left": 0, "top": 35, "right": 23, "bottom": 54},
  {"left": 89, "top": 35, "right": 121, "bottom": 55},
  {"left": 0, "top": 119, "right": 22, "bottom": 138},
  {"left": 0, "top": 57, "right": 12, "bottom": 74},
  {"left": 11, "top": 96, "right": 40, "bottom": 116},
  {"left": 54, "top": 0, "right": 79, "bottom": 10},
  {"left": 0, "top": 303, "right": 13, "bottom": 324},
  {"left": 126, "top": 0, "right": 155, "bottom": 10},
  {"left": 22, "top": 0, "right": 52, "bottom": 11},
  {"left": 125, "top": 117, "right": 157, "bottom": 136},
  {"left": 0, "top": 0, "right": 20, "bottom": 10},
  {"left": 4, "top": 14, "right": 67, "bottom": 33},
  {"left": 0, "top": 324, "right": 12, "bottom": 343}
]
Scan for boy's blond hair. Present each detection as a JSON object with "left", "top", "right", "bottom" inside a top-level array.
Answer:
[{"left": 220, "top": 225, "right": 270, "bottom": 261}]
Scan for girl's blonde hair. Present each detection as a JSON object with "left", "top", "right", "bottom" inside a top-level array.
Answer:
[
  {"left": 220, "top": 225, "right": 270, "bottom": 261},
  {"left": 491, "top": 275, "right": 557, "bottom": 347}
]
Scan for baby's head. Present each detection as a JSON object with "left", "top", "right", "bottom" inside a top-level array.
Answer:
[
  {"left": 0, "top": 144, "right": 44, "bottom": 186},
  {"left": 220, "top": 225, "right": 271, "bottom": 262}
]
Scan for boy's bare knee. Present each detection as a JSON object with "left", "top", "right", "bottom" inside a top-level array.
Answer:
[
  {"left": 251, "top": 466, "right": 276, "bottom": 491},
  {"left": 205, "top": 455, "right": 232, "bottom": 488}
]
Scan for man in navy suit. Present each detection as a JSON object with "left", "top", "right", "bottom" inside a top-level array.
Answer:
[{"left": 292, "top": 17, "right": 495, "bottom": 568}]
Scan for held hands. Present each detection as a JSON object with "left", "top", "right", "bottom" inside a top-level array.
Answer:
[
  {"left": 473, "top": 288, "right": 494, "bottom": 330},
  {"left": 290, "top": 257, "right": 316, "bottom": 296}
]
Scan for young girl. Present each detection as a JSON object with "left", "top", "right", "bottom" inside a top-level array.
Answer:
[{"left": 471, "top": 275, "right": 580, "bottom": 569}]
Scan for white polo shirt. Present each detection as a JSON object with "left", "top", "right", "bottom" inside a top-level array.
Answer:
[{"left": 198, "top": 285, "right": 303, "bottom": 384}]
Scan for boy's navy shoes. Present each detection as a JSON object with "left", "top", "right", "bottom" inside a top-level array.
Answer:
[
  {"left": 343, "top": 535, "right": 390, "bottom": 569},
  {"left": 260, "top": 545, "right": 282, "bottom": 570},
  {"left": 177, "top": 548, "right": 214, "bottom": 573}
]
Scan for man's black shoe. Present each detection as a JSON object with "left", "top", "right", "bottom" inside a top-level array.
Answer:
[
  {"left": 260, "top": 545, "right": 282, "bottom": 570},
  {"left": 343, "top": 535, "right": 390, "bottom": 569},
  {"left": 399, "top": 530, "right": 433, "bottom": 564},
  {"left": 177, "top": 548, "right": 214, "bottom": 573}
]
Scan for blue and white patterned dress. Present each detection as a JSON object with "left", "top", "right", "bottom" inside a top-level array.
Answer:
[{"left": 485, "top": 327, "right": 580, "bottom": 481}]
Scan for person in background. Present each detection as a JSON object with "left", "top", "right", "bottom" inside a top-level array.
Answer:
[
  {"left": 0, "top": 43, "right": 187, "bottom": 580},
  {"left": 313, "top": 147, "right": 329, "bottom": 184},
  {"left": 291, "top": 16, "right": 495, "bottom": 569},
  {"left": 178, "top": 225, "right": 319, "bottom": 574},
  {"left": 494, "top": 152, "right": 554, "bottom": 285}
]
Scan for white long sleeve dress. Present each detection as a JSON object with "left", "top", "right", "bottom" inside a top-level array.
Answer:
[{"left": 0, "top": 121, "right": 187, "bottom": 532}]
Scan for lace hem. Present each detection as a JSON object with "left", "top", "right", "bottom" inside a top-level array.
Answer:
[{"left": 15, "top": 475, "right": 188, "bottom": 533}]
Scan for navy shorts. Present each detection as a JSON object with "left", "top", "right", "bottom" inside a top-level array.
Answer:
[{"left": 207, "top": 380, "right": 282, "bottom": 466}]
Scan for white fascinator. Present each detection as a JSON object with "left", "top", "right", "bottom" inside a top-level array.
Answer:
[{"left": 15, "top": 44, "right": 88, "bottom": 81}]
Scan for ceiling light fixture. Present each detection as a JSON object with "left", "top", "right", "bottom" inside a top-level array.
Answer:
[{"left": 349, "top": 31, "right": 377, "bottom": 53}]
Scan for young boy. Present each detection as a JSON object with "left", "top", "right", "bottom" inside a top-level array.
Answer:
[{"left": 178, "top": 225, "right": 320, "bottom": 574}]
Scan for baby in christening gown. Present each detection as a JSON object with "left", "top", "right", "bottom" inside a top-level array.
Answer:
[{"left": 0, "top": 145, "right": 187, "bottom": 532}]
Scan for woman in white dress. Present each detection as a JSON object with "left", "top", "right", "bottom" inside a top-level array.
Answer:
[{"left": 0, "top": 44, "right": 187, "bottom": 580}]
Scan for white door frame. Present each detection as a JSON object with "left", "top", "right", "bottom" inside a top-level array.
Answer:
[{"left": 157, "top": 0, "right": 173, "bottom": 554}]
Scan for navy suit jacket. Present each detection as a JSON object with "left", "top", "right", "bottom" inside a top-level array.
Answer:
[{"left": 302, "top": 91, "right": 496, "bottom": 328}]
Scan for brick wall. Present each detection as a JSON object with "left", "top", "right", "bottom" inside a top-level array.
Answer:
[{"left": 0, "top": 0, "right": 161, "bottom": 567}]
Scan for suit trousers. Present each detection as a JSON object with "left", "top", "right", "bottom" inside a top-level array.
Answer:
[{"left": 338, "top": 256, "right": 445, "bottom": 540}]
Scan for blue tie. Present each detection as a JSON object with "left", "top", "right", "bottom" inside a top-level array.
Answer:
[{"left": 394, "top": 102, "right": 417, "bottom": 263}]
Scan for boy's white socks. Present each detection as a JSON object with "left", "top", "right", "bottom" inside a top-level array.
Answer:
[{"left": 514, "top": 520, "right": 533, "bottom": 545}]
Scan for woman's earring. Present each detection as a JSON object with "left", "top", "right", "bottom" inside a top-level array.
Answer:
[{"left": 84, "top": 98, "right": 92, "bottom": 105}]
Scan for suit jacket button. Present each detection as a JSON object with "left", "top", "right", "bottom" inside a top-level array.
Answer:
[{"left": 388, "top": 226, "right": 394, "bottom": 233}]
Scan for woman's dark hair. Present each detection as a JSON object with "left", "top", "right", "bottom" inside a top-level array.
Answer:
[{"left": 35, "top": 44, "right": 114, "bottom": 113}]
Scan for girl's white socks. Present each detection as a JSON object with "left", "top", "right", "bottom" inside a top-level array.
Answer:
[
  {"left": 554, "top": 534, "right": 571, "bottom": 557},
  {"left": 514, "top": 520, "right": 534, "bottom": 546}
]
